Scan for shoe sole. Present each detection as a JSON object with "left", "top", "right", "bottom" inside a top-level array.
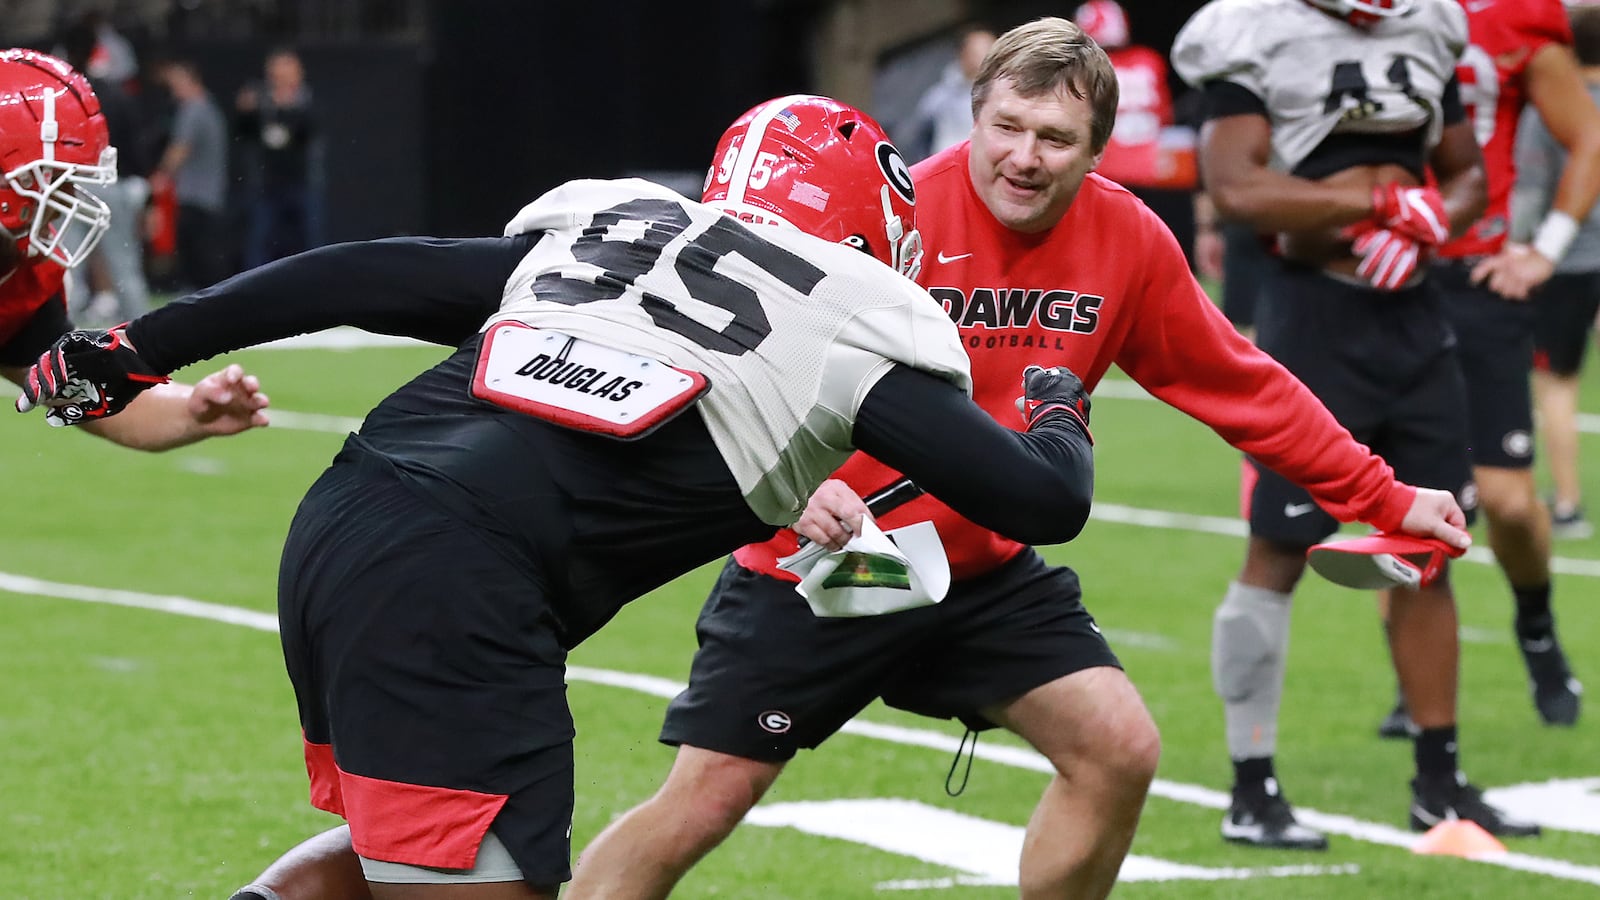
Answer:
[
  {"left": 1409, "top": 808, "right": 1543, "bottom": 837},
  {"left": 1221, "top": 831, "right": 1331, "bottom": 851},
  {"left": 1377, "top": 721, "right": 1418, "bottom": 740}
]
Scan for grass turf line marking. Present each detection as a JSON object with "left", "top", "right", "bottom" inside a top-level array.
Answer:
[{"left": 3, "top": 573, "right": 1600, "bottom": 887}]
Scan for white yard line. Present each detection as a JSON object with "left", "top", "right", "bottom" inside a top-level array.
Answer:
[{"left": 3, "top": 573, "right": 1600, "bottom": 886}]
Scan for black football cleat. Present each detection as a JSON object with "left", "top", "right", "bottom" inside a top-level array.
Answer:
[
  {"left": 1221, "top": 778, "right": 1330, "bottom": 850},
  {"left": 1409, "top": 773, "right": 1542, "bottom": 837},
  {"left": 1377, "top": 698, "right": 1418, "bottom": 740},
  {"left": 1517, "top": 623, "right": 1582, "bottom": 727}
]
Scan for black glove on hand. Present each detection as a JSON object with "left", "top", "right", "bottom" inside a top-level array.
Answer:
[
  {"left": 14, "top": 327, "right": 170, "bottom": 426},
  {"left": 1017, "top": 364, "right": 1092, "bottom": 441}
]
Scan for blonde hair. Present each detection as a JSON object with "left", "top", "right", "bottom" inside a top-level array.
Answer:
[{"left": 972, "top": 16, "right": 1120, "bottom": 153}]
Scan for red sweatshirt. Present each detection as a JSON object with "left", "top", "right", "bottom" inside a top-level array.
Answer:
[{"left": 737, "top": 143, "right": 1414, "bottom": 581}]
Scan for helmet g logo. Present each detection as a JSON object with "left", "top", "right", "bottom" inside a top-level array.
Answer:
[
  {"left": 876, "top": 142, "right": 914, "bottom": 206},
  {"left": 758, "top": 710, "right": 792, "bottom": 734}
]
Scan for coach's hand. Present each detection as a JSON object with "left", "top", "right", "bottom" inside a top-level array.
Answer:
[
  {"left": 1017, "top": 364, "right": 1091, "bottom": 440},
  {"left": 1372, "top": 183, "right": 1450, "bottom": 246},
  {"left": 795, "top": 479, "right": 871, "bottom": 551},
  {"left": 14, "top": 326, "right": 170, "bottom": 426},
  {"left": 1397, "top": 487, "right": 1472, "bottom": 552}
]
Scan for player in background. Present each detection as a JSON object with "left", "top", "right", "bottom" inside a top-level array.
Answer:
[
  {"left": 1380, "top": 0, "right": 1600, "bottom": 738},
  {"left": 0, "top": 48, "right": 267, "bottom": 450},
  {"left": 23, "top": 94, "right": 1108, "bottom": 900},
  {"left": 1176, "top": 0, "right": 1541, "bottom": 846},
  {"left": 1074, "top": 0, "right": 1202, "bottom": 260},
  {"left": 1509, "top": 1, "right": 1600, "bottom": 542}
]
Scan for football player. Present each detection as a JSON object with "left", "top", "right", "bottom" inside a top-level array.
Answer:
[
  {"left": 21, "top": 95, "right": 1106, "bottom": 900},
  {"left": 1382, "top": 0, "right": 1600, "bottom": 735},
  {"left": 0, "top": 49, "right": 267, "bottom": 450},
  {"left": 1175, "top": 0, "right": 1539, "bottom": 845}
]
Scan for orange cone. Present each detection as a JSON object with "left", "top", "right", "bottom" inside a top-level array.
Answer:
[{"left": 1412, "top": 819, "right": 1509, "bottom": 857}]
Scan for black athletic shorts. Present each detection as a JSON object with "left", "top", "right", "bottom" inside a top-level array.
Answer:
[
  {"left": 1533, "top": 269, "right": 1600, "bottom": 377},
  {"left": 279, "top": 450, "right": 576, "bottom": 884},
  {"left": 1247, "top": 261, "right": 1474, "bottom": 547},
  {"left": 660, "top": 549, "right": 1120, "bottom": 762},
  {"left": 1435, "top": 258, "right": 1537, "bottom": 468}
]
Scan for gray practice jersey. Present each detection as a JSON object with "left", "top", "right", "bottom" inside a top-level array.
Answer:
[
  {"left": 1172, "top": 0, "right": 1468, "bottom": 173},
  {"left": 491, "top": 178, "right": 972, "bottom": 526}
]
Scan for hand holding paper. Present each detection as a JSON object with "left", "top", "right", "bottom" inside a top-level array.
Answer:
[{"left": 777, "top": 517, "right": 950, "bottom": 618}]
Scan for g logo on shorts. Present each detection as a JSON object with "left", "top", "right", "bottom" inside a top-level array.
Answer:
[
  {"left": 758, "top": 710, "right": 792, "bottom": 734},
  {"left": 1502, "top": 430, "right": 1533, "bottom": 459}
]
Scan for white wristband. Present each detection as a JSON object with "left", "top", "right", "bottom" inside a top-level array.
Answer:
[{"left": 1532, "top": 210, "right": 1579, "bottom": 264}]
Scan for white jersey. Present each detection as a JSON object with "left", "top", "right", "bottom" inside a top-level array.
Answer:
[
  {"left": 1171, "top": 0, "right": 1468, "bottom": 173},
  {"left": 491, "top": 178, "right": 972, "bottom": 526}
]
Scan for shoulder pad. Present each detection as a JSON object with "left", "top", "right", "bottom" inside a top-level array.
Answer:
[{"left": 1171, "top": 0, "right": 1273, "bottom": 94}]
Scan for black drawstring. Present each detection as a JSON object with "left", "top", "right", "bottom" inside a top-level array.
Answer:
[{"left": 944, "top": 727, "right": 978, "bottom": 796}]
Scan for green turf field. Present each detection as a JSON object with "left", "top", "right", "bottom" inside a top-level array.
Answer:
[{"left": 2, "top": 332, "right": 1598, "bottom": 898}]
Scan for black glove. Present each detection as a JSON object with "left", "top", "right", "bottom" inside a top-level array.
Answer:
[
  {"left": 1017, "top": 364, "right": 1091, "bottom": 440},
  {"left": 14, "top": 326, "right": 170, "bottom": 426}
]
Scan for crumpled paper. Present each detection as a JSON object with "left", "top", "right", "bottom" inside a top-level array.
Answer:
[{"left": 777, "top": 518, "right": 951, "bottom": 618}]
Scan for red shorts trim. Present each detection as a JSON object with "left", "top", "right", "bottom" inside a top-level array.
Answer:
[{"left": 303, "top": 737, "right": 509, "bottom": 870}]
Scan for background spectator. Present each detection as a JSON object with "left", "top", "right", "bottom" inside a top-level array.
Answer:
[
  {"left": 81, "top": 11, "right": 140, "bottom": 87},
  {"left": 903, "top": 23, "right": 996, "bottom": 162},
  {"left": 235, "top": 46, "right": 323, "bottom": 268},
  {"left": 153, "top": 58, "right": 231, "bottom": 292},
  {"left": 58, "top": 15, "right": 154, "bottom": 327}
]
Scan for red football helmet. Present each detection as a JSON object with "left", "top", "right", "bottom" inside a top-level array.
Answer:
[
  {"left": 1074, "top": 1, "right": 1130, "bottom": 50},
  {"left": 702, "top": 94, "right": 922, "bottom": 280},
  {"left": 0, "top": 49, "right": 117, "bottom": 268},
  {"left": 1301, "top": 0, "right": 1414, "bottom": 26}
]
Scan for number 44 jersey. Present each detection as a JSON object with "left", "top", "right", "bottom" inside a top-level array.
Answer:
[
  {"left": 492, "top": 178, "right": 973, "bottom": 526},
  {"left": 1172, "top": 0, "right": 1469, "bottom": 174}
]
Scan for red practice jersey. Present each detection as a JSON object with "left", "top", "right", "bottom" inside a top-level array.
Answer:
[
  {"left": 1095, "top": 45, "right": 1176, "bottom": 189},
  {"left": 0, "top": 255, "right": 67, "bottom": 351},
  {"left": 735, "top": 143, "right": 1414, "bottom": 582},
  {"left": 1441, "top": 0, "right": 1573, "bottom": 258}
]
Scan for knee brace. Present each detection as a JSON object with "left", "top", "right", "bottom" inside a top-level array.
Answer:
[{"left": 1212, "top": 581, "right": 1293, "bottom": 759}]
